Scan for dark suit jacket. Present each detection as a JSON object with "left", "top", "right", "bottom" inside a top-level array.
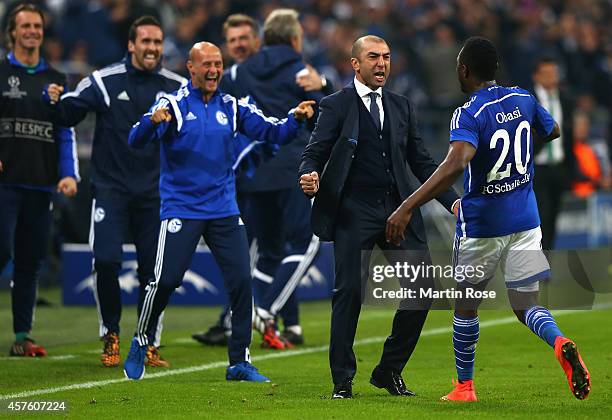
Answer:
[{"left": 299, "top": 82, "right": 459, "bottom": 241}]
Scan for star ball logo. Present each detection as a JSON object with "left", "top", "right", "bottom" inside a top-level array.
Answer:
[
  {"left": 167, "top": 218, "right": 182, "bottom": 233},
  {"left": 8, "top": 76, "right": 19, "bottom": 89},
  {"left": 3, "top": 76, "right": 27, "bottom": 98}
]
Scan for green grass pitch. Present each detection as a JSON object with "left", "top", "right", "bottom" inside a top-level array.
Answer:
[{"left": 0, "top": 288, "right": 611, "bottom": 419}]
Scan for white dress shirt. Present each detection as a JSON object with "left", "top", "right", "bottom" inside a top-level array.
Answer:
[
  {"left": 534, "top": 84, "right": 564, "bottom": 165},
  {"left": 354, "top": 77, "right": 384, "bottom": 129}
]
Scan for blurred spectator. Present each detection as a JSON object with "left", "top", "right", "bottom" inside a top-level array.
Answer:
[
  {"left": 572, "top": 112, "right": 610, "bottom": 197},
  {"left": 531, "top": 56, "right": 575, "bottom": 250}
]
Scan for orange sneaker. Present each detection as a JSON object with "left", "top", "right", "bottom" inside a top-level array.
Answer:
[
  {"left": 100, "top": 332, "right": 120, "bottom": 367},
  {"left": 145, "top": 345, "right": 170, "bottom": 367},
  {"left": 261, "top": 324, "right": 288, "bottom": 350},
  {"left": 441, "top": 379, "right": 477, "bottom": 402},
  {"left": 9, "top": 338, "right": 47, "bottom": 357},
  {"left": 554, "top": 337, "right": 591, "bottom": 400}
]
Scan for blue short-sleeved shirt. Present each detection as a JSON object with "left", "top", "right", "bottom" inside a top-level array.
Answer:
[{"left": 449, "top": 85, "right": 555, "bottom": 238}]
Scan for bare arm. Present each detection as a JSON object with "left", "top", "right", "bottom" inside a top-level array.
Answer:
[{"left": 386, "top": 141, "right": 477, "bottom": 245}]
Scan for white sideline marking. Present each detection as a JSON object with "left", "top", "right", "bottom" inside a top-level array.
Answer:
[
  {"left": 0, "top": 308, "right": 600, "bottom": 400},
  {"left": 0, "top": 355, "right": 76, "bottom": 361}
]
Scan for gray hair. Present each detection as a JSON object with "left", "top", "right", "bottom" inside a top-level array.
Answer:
[{"left": 263, "top": 9, "right": 301, "bottom": 46}]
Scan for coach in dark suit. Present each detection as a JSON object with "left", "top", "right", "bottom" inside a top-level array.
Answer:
[{"left": 299, "top": 35, "right": 459, "bottom": 399}]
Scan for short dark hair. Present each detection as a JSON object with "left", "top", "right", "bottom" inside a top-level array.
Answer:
[
  {"left": 5, "top": 3, "right": 45, "bottom": 47},
  {"left": 459, "top": 36, "right": 498, "bottom": 81},
  {"left": 128, "top": 15, "right": 163, "bottom": 43},
  {"left": 223, "top": 14, "right": 258, "bottom": 39},
  {"left": 351, "top": 35, "right": 387, "bottom": 59},
  {"left": 532, "top": 55, "right": 558, "bottom": 73}
]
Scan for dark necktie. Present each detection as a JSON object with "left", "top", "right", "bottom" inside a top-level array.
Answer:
[{"left": 368, "top": 92, "right": 381, "bottom": 132}]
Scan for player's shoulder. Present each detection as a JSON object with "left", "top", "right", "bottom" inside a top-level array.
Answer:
[
  {"left": 158, "top": 67, "right": 187, "bottom": 87},
  {"left": 450, "top": 94, "right": 480, "bottom": 127},
  {"left": 95, "top": 61, "right": 127, "bottom": 79},
  {"left": 383, "top": 88, "right": 411, "bottom": 106},
  {"left": 465, "top": 85, "right": 533, "bottom": 120},
  {"left": 160, "top": 83, "right": 191, "bottom": 108}
]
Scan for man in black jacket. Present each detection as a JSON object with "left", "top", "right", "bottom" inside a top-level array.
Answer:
[
  {"left": 45, "top": 16, "right": 185, "bottom": 368},
  {"left": 221, "top": 9, "right": 334, "bottom": 349},
  {"left": 300, "top": 35, "right": 459, "bottom": 399},
  {"left": 0, "top": 2, "right": 79, "bottom": 357}
]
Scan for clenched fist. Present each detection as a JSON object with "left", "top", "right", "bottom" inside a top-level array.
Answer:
[
  {"left": 47, "top": 83, "right": 64, "bottom": 104},
  {"left": 300, "top": 171, "right": 319, "bottom": 196},
  {"left": 56, "top": 176, "right": 77, "bottom": 197},
  {"left": 150, "top": 107, "right": 172, "bottom": 125},
  {"left": 293, "top": 100, "right": 316, "bottom": 122}
]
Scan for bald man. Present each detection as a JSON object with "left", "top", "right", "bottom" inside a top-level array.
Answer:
[{"left": 123, "top": 41, "right": 315, "bottom": 382}]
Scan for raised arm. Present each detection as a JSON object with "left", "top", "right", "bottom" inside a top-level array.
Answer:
[
  {"left": 236, "top": 97, "right": 314, "bottom": 146},
  {"left": 404, "top": 100, "right": 460, "bottom": 211},
  {"left": 44, "top": 75, "right": 107, "bottom": 127},
  {"left": 299, "top": 95, "right": 341, "bottom": 177},
  {"left": 128, "top": 97, "right": 174, "bottom": 148},
  {"left": 386, "top": 141, "right": 476, "bottom": 245}
]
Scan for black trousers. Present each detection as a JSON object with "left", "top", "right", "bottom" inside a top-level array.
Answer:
[
  {"left": 89, "top": 187, "right": 161, "bottom": 344},
  {"left": 329, "top": 187, "right": 432, "bottom": 384},
  {"left": 135, "top": 216, "right": 252, "bottom": 365},
  {"left": 0, "top": 185, "right": 52, "bottom": 335},
  {"left": 534, "top": 164, "right": 565, "bottom": 250}
]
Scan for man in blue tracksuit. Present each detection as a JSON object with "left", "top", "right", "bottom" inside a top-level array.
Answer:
[
  {"left": 45, "top": 16, "right": 185, "bottom": 367},
  {"left": 123, "top": 41, "right": 314, "bottom": 381},
  {"left": 221, "top": 9, "right": 334, "bottom": 349},
  {"left": 193, "top": 12, "right": 332, "bottom": 347}
]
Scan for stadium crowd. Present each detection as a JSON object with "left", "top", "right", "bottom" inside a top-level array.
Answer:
[{"left": 1, "top": 0, "right": 610, "bottom": 181}]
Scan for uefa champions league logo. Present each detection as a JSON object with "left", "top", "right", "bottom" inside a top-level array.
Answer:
[
  {"left": 3, "top": 76, "right": 27, "bottom": 98},
  {"left": 8, "top": 76, "right": 19, "bottom": 89}
]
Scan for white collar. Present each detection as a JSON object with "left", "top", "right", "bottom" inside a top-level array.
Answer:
[
  {"left": 354, "top": 77, "right": 383, "bottom": 98},
  {"left": 534, "top": 83, "right": 558, "bottom": 100}
]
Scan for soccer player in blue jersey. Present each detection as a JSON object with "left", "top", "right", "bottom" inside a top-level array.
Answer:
[
  {"left": 386, "top": 37, "right": 590, "bottom": 401},
  {"left": 123, "top": 41, "right": 315, "bottom": 382}
]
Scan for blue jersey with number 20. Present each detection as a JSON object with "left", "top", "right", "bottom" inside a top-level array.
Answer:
[{"left": 449, "top": 85, "right": 555, "bottom": 238}]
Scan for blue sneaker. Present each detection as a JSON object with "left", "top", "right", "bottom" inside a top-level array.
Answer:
[
  {"left": 226, "top": 362, "right": 270, "bottom": 382},
  {"left": 123, "top": 338, "right": 147, "bottom": 380}
]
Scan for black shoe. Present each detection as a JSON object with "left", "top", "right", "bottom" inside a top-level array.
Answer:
[
  {"left": 192, "top": 325, "right": 229, "bottom": 346},
  {"left": 280, "top": 329, "right": 304, "bottom": 346},
  {"left": 332, "top": 378, "right": 353, "bottom": 399},
  {"left": 370, "top": 366, "right": 416, "bottom": 396}
]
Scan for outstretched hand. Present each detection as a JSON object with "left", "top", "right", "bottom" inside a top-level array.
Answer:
[
  {"left": 386, "top": 204, "right": 413, "bottom": 246},
  {"left": 150, "top": 107, "right": 172, "bottom": 125},
  {"left": 293, "top": 100, "right": 316, "bottom": 122}
]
